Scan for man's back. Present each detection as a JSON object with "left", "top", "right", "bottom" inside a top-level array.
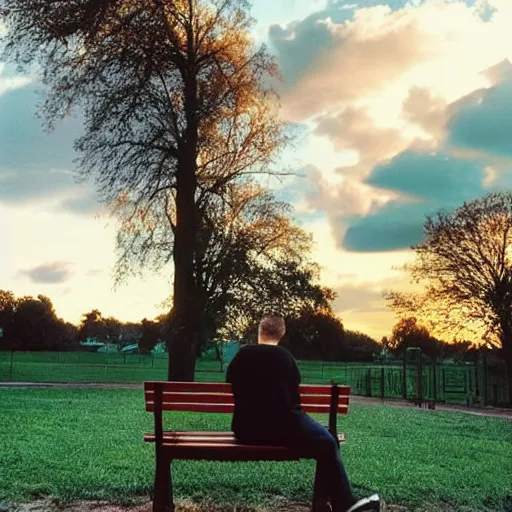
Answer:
[{"left": 226, "top": 344, "right": 301, "bottom": 441}]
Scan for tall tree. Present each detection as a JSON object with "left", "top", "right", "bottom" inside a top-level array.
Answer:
[
  {"left": 384, "top": 192, "right": 512, "bottom": 403},
  {"left": 0, "top": 291, "right": 75, "bottom": 350},
  {"left": 283, "top": 308, "right": 345, "bottom": 361},
  {"left": 119, "top": 181, "right": 333, "bottom": 351},
  {"left": 12, "top": 294, "right": 64, "bottom": 350},
  {"left": 103, "top": 316, "right": 123, "bottom": 344},
  {"left": 196, "top": 183, "right": 331, "bottom": 346},
  {"left": 388, "top": 317, "right": 442, "bottom": 358},
  {"left": 79, "top": 309, "right": 106, "bottom": 343},
  {"left": 2, "top": 0, "right": 289, "bottom": 380}
]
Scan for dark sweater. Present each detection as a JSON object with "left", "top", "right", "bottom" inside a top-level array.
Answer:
[{"left": 226, "top": 344, "right": 302, "bottom": 440}]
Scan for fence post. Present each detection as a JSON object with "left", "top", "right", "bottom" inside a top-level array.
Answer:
[
  {"left": 380, "top": 367, "right": 385, "bottom": 399},
  {"left": 417, "top": 355, "right": 423, "bottom": 408},
  {"left": 475, "top": 358, "right": 481, "bottom": 404},
  {"left": 321, "top": 364, "right": 324, "bottom": 379},
  {"left": 152, "top": 355, "right": 154, "bottom": 368},
  {"left": 366, "top": 368, "right": 372, "bottom": 397},
  {"left": 464, "top": 367, "right": 469, "bottom": 406},
  {"left": 402, "top": 356, "right": 407, "bottom": 400},
  {"left": 433, "top": 357, "right": 437, "bottom": 403},
  {"left": 9, "top": 350, "right": 14, "bottom": 381},
  {"left": 124, "top": 353, "right": 126, "bottom": 365},
  {"left": 482, "top": 351, "right": 488, "bottom": 406}
]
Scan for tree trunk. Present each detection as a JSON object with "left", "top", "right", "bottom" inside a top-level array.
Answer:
[
  {"left": 166, "top": 213, "right": 199, "bottom": 381},
  {"left": 166, "top": 153, "right": 199, "bottom": 381},
  {"left": 166, "top": 35, "right": 200, "bottom": 382}
]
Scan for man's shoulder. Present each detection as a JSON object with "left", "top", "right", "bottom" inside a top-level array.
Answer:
[{"left": 241, "top": 344, "right": 295, "bottom": 360}]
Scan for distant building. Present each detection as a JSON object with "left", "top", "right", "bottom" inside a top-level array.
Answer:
[
  {"left": 79, "top": 340, "right": 106, "bottom": 352},
  {"left": 151, "top": 342, "right": 167, "bottom": 355},
  {"left": 121, "top": 343, "right": 139, "bottom": 354}
]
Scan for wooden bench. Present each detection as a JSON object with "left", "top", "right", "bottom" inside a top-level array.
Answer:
[{"left": 144, "top": 381, "right": 351, "bottom": 512}]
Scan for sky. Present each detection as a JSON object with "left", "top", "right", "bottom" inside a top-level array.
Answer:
[{"left": 1, "top": 0, "right": 512, "bottom": 340}]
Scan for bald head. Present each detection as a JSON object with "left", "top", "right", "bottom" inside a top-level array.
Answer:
[{"left": 258, "top": 316, "right": 286, "bottom": 345}]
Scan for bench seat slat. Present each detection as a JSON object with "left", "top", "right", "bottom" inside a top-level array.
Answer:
[
  {"left": 145, "top": 391, "right": 349, "bottom": 407},
  {"left": 150, "top": 438, "right": 346, "bottom": 460},
  {"left": 146, "top": 402, "right": 349, "bottom": 414},
  {"left": 144, "top": 432, "right": 345, "bottom": 444}
]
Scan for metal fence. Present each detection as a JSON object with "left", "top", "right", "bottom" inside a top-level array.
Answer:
[{"left": 0, "top": 350, "right": 509, "bottom": 406}]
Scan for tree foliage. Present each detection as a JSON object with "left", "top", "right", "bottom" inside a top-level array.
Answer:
[
  {"left": 384, "top": 192, "right": 512, "bottom": 402},
  {"left": 0, "top": 291, "right": 77, "bottom": 350},
  {"left": 343, "top": 330, "right": 381, "bottom": 362},
  {"left": 139, "top": 317, "right": 164, "bottom": 354},
  {"left": 282, "top": 308, "right": 345, "bottom": 361},
  {"left": 126, "top": 181, "right": 334, "bottom": 350},
  {"left": 1, "top": 0, "right": 290, "bottom": 380},
  {"left": 389, "top": 317, "right": 442, "bottom": 357},
  {"left": 78, "top": 309, "right": 106, "bottom": 343}
]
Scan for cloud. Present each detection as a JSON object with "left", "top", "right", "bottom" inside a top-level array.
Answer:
[
  {"left": 315, "top": 106, "right": 408, "bottom": 176},
  {"left": 333, "top": 283, "right": 386, "bottom": 314},
  {"left": 271, "top": 0, "right": 512, "bottom": 122},
  {"left": 296, "top": 164, "right": 388, "bottom": 219},
  {"left": 365, "top": 150, "right": 487, "bottom": 202},
  {"left": 85, "top": 269, "right": 103, "bottom": 277},
  {"left": 272, "top": 2, "right": 434, "bottom": 121},
  {"left": 55, "top": 187, "right": 104, "bottom": 216},
  {"left": 342, "top": 150, "right": 489, "bottom": 251},
  {"left": 343, "top": 200, "right": 433, "bottom": 252},
  {"left": 0, "top": 86, "right": 81, "bottom": 171},
  {"left": 402, "top": 86, "right": 448, "bottom": 139},
  {"left": 448, "top": 73, "right": 512, "bottom": 159},
  {"left": 279, "top": 1, "right": 512, "bottom": 256},
  {"left": 19, "top": 262, "right": 73, "bottom": 284},
  {"left": 0, "top": 63, "right": 34, "bottom": 97},
  {"left": 0, "top": 84, "right": 101, "bottom": 212}
]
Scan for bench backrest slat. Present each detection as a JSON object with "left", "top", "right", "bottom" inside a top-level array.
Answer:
[{"left": 144, "top": 382, "right": 350, "bottom": 415}]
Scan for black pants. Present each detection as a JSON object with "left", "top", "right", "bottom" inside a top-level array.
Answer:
[{"left": 236, "top": 412, "right": 356, "bottom": 512}]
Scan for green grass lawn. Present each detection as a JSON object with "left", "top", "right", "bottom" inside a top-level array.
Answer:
[
  {"left": 0, "top": 388, "right": 511, "bottom": 511},
  {"left": 0, "top": 352, "right": 408, "bottom": 398}
]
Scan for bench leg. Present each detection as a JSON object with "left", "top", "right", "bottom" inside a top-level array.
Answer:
[
  {"left": 312, "top": 461, "right": 330, "bottom": 512},
  {"left": 153, "top": 454, "right": 174, "bottom": 512}
]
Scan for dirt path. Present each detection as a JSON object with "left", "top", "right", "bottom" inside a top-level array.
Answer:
[
  {"left": 0, "top": 498, "right": 463, "bottom": 512},
  {"left": 1, "top": 381, "right": 511, "bottom": 421}
]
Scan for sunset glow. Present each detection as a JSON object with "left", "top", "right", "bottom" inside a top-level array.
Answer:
[{"left": 1, "top": 0, "right": 512, "bottom": 340}]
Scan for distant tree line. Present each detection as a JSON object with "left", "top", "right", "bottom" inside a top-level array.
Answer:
[
  {"left": 0, "top": 288, "right": 384, "bottom": 361},
  {"left": 0, "top": 289, "right": 493, "bottom": 363},
  {"left": 0, "top": 290, "right": 165, "bottom": 354},
  {"left": 381, "top": 316, "right": 498, "bottom": 362}
]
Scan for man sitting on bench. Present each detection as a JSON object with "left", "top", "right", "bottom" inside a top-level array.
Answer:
[{"left": 226, "top": 315, "right": 380, "bottom": 512}]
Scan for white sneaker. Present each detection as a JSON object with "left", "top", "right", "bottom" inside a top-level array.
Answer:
[{"left": 345, "top": 494, "right": 380, "bottom": 512}]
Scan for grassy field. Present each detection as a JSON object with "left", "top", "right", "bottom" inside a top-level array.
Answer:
[
  {"left": 0, "top": 351, "right": 410, "bottom": 398},
  {"left": 0, "top": 388, "right": 511, "bottom": 511}
]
